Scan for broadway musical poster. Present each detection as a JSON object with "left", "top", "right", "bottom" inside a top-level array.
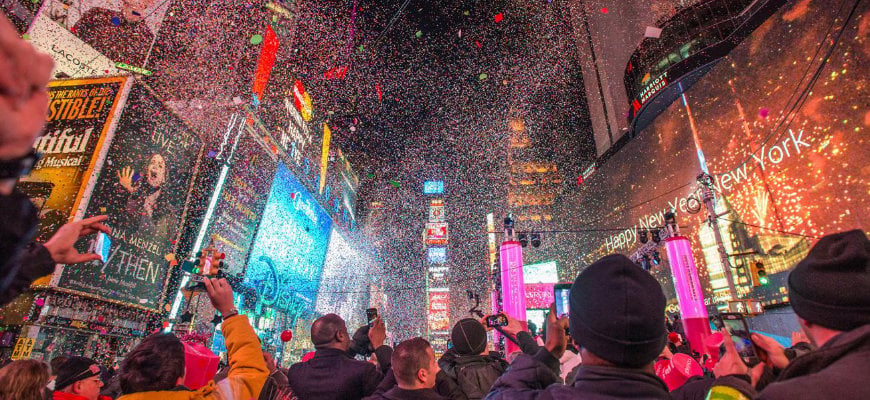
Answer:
[
  {"left": 19, "top": 76, "right": 130, "bottom": 243},
  {"left": 58, "top": 81, "right": 203, "bottom": 310}
]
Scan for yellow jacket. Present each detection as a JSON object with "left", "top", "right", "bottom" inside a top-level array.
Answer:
[{"left": 118, "top": 315, "right": 268, "bottom": 400}]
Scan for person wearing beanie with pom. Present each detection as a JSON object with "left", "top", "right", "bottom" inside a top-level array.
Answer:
[
  {"left": 487, "top": 254, "right": 673, "bottom": 399},
  {"left": 710, "top": 229, "right": 870, "bottom": 400}
]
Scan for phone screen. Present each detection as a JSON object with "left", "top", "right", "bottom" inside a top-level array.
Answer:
[
  {"left": 554, "top": 284, "right": 571, "bottom": 317},
  {"left": 95, "top": 232, "right": 111, "bottom": 263},
  {"left": 721, "top": 315, "right": 759, "bottom": 363},
  {"left": 486, "top": 314, "right": 508, "bottom": 328},
  {"left": 366, "top": 308, "right": 378, "bottom": 325}
]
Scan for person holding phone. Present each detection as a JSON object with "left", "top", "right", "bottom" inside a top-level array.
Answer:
[
  {"left": 710, "top": 230, "right": 870, "bottom": 399},
  {"left": 486, "top": 254, "right": 671, "bottom": 399}
]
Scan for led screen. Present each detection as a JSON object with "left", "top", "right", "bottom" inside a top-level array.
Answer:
[
  {"left": 523, "top": 261, "right": 559, "bottom": 284},
  {"left": 423, "top": 180, "right": 444, "bottom": 195},
  {"left": 428, "top": 247, "right": 447, "bottom": 264},
  {"left": 566, "top": 1, "right": 869, "bottom": 306},
  {"left": 245, "top": 162, "right": 332, "bottom": 314},
  {"left": 315, "top": 229, "right": 370, "bottom": 328}
]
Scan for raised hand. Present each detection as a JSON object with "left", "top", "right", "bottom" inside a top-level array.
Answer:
[
  {"left": 44, "top": 215, "right": 111, "bottom": 264},
  {"left": 117, "top": 166, "right": 136, "bottom": 193}
]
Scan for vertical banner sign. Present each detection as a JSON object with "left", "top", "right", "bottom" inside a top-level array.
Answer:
[
  {"left": 429, "top": 199, "right": 445, "bottom": 222},
  {"left": 500, "top": 241, "right": 527, "bottom": 323},
  {"left": 203, "top": 133, "right": 277, "bottom": 276},
  {"left": 20, "top": 77, "right": 128, "bottom": 244},
  {"left": 664, "top": 236, "right": 712, "bottom": 357},
  {"left": 427, "top": 291, "right": 450, "bottom": 332},
  {"left": 58, "top": 82, "right": 203, "bottom": 310},
  {"left": 252, "top": 25, "right": 280, "bottom": 105},
  {"left": 319, "top": 123, "right": 331, "bottom": 194}
]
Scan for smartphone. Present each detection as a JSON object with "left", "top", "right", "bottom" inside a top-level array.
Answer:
[
  {"left": 366, "top": 308, "right": 378, "bottom": 325},
  {"left": 719, "top": 313, "right": 761, "bottom": 365},
  {"left": 554, "top": 283, "right": 571, "bottom": 317},
  {"left": 94, "top": 232, "right": 111, "bottom": 263},
  {"left": 485, "top": 314, "right": 508, "bottom": 328}
]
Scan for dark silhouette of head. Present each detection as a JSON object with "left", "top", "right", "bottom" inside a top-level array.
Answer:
[
  {"left": 119, "top": 333, "right": 185, "bottom": 394},
  {"left": 311, "top": 313, "right": 350, "bottom": 351}
]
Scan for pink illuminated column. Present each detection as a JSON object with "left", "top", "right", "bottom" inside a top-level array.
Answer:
[
  {"left": 500, "top": 241, "right": 526, "bottom": 353},
  {"left": 664, "top": 236, "right": 713, "bottom": 357}
]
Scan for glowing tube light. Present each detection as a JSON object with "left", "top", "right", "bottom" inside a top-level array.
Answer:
[
  {"left": 665, "top": 236, "right": 712, "bottom": 356},
  {"left": 499, "top": 241, "right": 527, "bottom": 322}
]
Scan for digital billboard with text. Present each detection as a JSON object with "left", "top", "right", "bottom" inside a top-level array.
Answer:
[{"left": 566, "top": 1, "right": 869, "bottom": 306}]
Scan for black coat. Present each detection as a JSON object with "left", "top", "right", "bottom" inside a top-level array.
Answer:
[
  {"left": 286, "top": 348, "right": 384, "bottom": 400},
  {"left": 485, "top": 349, "right": 672, "bottom": 399},
  {"left": 0, "top": 189, "right": 54, "bottom": 306},
  {"left": 374, "top": 368, "right": 465, "bottom": 400},
  {"left": 364, "top": 387, "right": 447, "bottom": 400},
  {"left": 714, "top": 324, "right": 870, "bottom": 399}
]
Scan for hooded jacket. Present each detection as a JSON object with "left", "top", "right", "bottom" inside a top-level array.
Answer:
[
  {"left": 709, "top": 324, "right": 870, "bottom": 399},
  {"left": 485, "top": 349, "right": 672, "bottom": 400},
  {"left": 117, "top": 315, "right": 269, "bottom": 400}
]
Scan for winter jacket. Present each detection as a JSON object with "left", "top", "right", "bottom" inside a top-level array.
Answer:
[
  {"left": 439, "top": 350, "right": 508, "bottom": 400},
  {"left": 117, "top": 314, "right": 268, "bottom": 400},
  {"left": 52, "top": 391, "right": 112, "bottom": 400},
  {"left": 286, "top": 347, "right": 384, "bottom": 400},
  {"left": 364, "top": 386, "right": 447, "bottom": 400},
  {"left": 0, "top": 189, "right": 55, "bottom": 306},
  {"left": 485, "top": 348, "right": 672, "bottom": 399},
  {"left": 708, "top": 324, "right": 870, "bottom": 400}
]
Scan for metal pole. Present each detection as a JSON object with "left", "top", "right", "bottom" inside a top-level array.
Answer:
[{"left": 698, "top": 173, "right": 737, "bottom": 300}]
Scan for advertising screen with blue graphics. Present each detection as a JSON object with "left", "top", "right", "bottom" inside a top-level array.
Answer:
[{"left": 245, "top": 162, "right": 332, "bottom": 314}]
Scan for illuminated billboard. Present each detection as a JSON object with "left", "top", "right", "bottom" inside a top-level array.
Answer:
[
  {"left": 245, "top": 162, "right": 332, "bottom": 314},
  {"left": 315, "top": 229, "right": 369, "bottom": 328},
  {"left": 425, "top": 222, "right": 449, "bottom": 245},
  {"left": 423, "top": 180, "right": 444, "bottom": 195},
  {"left": 428, "top": 199, "right": 445, "bottom": 223},
  {"left": 427, "top": 290, "right": 450, "bottom": 332},
  {"left": 428, "top": 247, "right": 447, "bottom": 264},
  {"left": 523, "top": 261, "right": 558, "bottom": 284},
  {"left": 567, "top": 1, "right": 869, "bottom": 306}
]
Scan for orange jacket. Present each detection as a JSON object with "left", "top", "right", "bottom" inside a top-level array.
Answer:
[{"left": 117, "top": 315, "right": 268, "bottom": 400}]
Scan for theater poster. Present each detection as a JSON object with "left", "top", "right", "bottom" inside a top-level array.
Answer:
[
  {"left": 56, "top": 81, "right": 203, "bottom": 310},
  {"left": 20, "top": 76, "right": 130, "bottom": 246}
]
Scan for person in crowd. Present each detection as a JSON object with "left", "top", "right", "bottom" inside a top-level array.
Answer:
[
  {"left": 0, "top": 359, "right": 50, "bottom": 400},
  {"left": 349, "top": 323, "right": 393, "bottom": 374},
  {"left": 487, "top": 254, "right": 672, "bottom": 399},
  {"left": 0, "top": 15, "right": 110, "bottom": 307},
  {"left": 438, "top": 318, "right": 510, "bottom": 399},
  {"left": 116, "top": 278, "right": 268, "bottom": 399},
  {"left": 286, "top": 314, "right": 388, "bottom": 399},
  {"left": 709, "top": 229, "right": 870, "bottom": 399},
  {"left": 259, "top": 352, "right": 295, "bottom": 400},
  {"left": 46, "top": 356, "right": 69, "bottom": 393},
  {"left": 52, "top": 356, "right": 107, "bottom": 400},
  {"left": 364, "top": 337, "right": 445, "bottom": 400},
  {"left": 668, "top": 332, "right": 691, "bottom": 356}
]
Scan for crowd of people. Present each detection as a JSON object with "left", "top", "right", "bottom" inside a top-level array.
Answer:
[{"left": 2, "top": 12, "right": 869, "bottom": 400}]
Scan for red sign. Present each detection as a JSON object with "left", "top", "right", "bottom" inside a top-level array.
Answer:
[
  {"left": 428, "top": 291, "right": 450, "bottom": 332},
  {"left": 524, "top": 283, "right": 555, "bottom": 309},
  {"left": 526, "top": 283, "right": 556, "bottom": 309},
  {"left": 425, "top": 222, "right": 448, "bottom": 245},
  {"left": 252, "top": 26, "right": 279, "bottom": 104},
  {"left": 293, "top": 79, "right": 313, "bottom": 121}
]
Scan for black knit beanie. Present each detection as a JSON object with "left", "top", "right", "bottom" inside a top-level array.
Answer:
[
  {"left": 451, "top": 318, "right": 487, "bottom": 356},
  {"left": 55, "top": 356, "right": 101, "bottom": 391},
  {"left": 788, "top": 229, "right": 870, "bottom": 331},
  {"left": 569, "top": 254, "right": 667, "bottom": 367}
]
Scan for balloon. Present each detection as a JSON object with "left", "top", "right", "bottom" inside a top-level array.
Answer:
[{"left": 281, "top": 330, "right": 293, "bottom": 342}]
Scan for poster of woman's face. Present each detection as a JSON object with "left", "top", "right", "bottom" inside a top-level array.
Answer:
[
  {"left": 145, "top": 153, "right": 167, "bottom": 188},
  {"left": 43, "top": 0, "right": 170, "bottom": 66}
]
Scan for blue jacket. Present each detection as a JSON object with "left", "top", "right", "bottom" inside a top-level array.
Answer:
[{"left": 486, "top": 349, "right": 671, "bottom": 399}]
